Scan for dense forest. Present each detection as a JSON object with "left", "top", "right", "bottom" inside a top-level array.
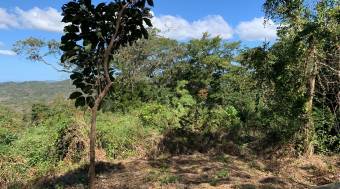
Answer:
[{"left": 0, "top": 0, "right": 339, "bottom": 188}]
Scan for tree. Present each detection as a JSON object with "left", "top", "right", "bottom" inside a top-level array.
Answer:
[
  {"left": 249, "top": 0, "right": 340, "bottom": 155},
  {"left": 102, "top": 29, "right": 183, "bottom": 112},
  {"left": 13, "top": 37, "right": 71, "bottom": 72},
  {"left": 59, "top": 0, "right": 153, "bottom": 188}
]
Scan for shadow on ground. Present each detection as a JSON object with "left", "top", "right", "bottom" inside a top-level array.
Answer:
[{"left": 10, "top": 162, "right": 125, "bottom": 189}]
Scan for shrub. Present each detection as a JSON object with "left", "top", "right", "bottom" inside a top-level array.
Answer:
[
  {"left": 54, "top": 122, "right": 88, "bottom": 163},
  {"left": 313, "top": 107, "right": 339, "bottom": 154},
  {"left": 180, "top": 105, "right": 240, "bottom": 134},
  {"left": 31, "top": 103, "right": 51, "bottom": 125},
  {"left": 97, "top": 112, "right": 148, "bottom": 159},
  {"left": 0, "top": 128, "right": 18, "bottom": 146},
  {"left": 0, "top": 100, "right": 76, "bottom": 186},
  {"left": 0, "top": 105, "right": 22, "bottom": 129},
  {"left": 207, "top": 105, "right": 240, "bottom": 133},
  {"left": 138, "top": 103, "right": 180, "bottom": 131}
]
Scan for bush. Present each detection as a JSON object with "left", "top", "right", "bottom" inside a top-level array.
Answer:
[
  {"left": 0, "top": 100, "right": 76, "bottom": 186},
  {"left": 0, "top": 128, "right": 18, "bottom": 146},
  {"left": 313, "top": 107, "right": 339, "bottom": 154},
  {"left": 31, "top": 103, "right": 51, "bottom": 125},
  {"left": 138, "top": 103, "right": 180, "bottom": 131},
  {"left": 97, "top": 112, "right": 149, "bottom": 159},
  {"left": 54, "top": 122, "right": 88, "bottom": 163},
  {"left": 207, "top": 105, "right": 240, "bottom": 133},
  {"left": 179, "top": 105, "right": 240, "bottom": 134},
  {"left": 0, "top": 105, "right": 22, "bottom": 129}
]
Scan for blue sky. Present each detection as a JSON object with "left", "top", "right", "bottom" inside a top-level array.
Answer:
[{"left": 0, "top": 0, "right": 277, "bottom": 82}]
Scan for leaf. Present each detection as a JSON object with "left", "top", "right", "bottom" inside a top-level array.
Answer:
[
  {"left": 83, "top": 67, "right": 92, "bottom": 75},
  {"left": 72, "top": 78, "right": 83, "bottom": 85},
  {"left": 147, "top": 0, "right": 154, "bottom": 6},
  {"left": 83, "top": 0, "right": 92, "bottom": 8},
  {"left": 69, "top": 91, "right": 83, "bottom": 99},
  {"left": 84, "top": 43, "right": 92, "bottom": 52},
  {"left": 75, "top": 96, "right": 86, "bottom": 108},
  {"left": 60, "top": 41, "right": 76, "bottom": 51},
  {"left": 135, "top": 0, "right": 146, "bottom": 7},
  {"left": 141, "top": 27, "right": 149, "bottom": 39},
  {"left": 63, "top": 25, "right": 79, "bottom": 33},
  {"left": 62, "top": 15, "right": 73, "bottom": 23},
  {"left": 143, "top": 18, "right": 152, "bottom": 27},
  {"left": 96, "top": 2, "right": 106, "bottom": 11},
  {"left": 86, "top": 96, "right": 95, "bottom": 108},
  {"left": 70, "top": 72, "right": 82, "bottom": 80},
  {"left": 61, "top": 54, "right": 69, "bottom": 63},
  {"left": 82, "top": 85, "right": 93, "bottom": 94}
]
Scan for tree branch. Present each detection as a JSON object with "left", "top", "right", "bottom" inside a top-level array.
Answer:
[{"left": 102, "top": 3, "right": 129, "bottom": 84}]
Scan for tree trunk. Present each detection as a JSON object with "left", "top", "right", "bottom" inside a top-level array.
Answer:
[
  {"left": 303, "top": 53, "right": 318, "bottom": 156},
  {"left": 303, "top": 72, "right": 316, "bottom": 156},
  {"left": 88, "top": 82, "right": 112, "bottom": 189},
  {"left": 89, "top": 107, "right": 97, "bottom": 189}
]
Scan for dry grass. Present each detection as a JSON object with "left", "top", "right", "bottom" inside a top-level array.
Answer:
[{"left": 30, "top": 152, "right": 339, "bottom": 189}]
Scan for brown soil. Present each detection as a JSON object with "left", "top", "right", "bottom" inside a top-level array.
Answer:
[{"left": 31, "top": 153, "right": 340, "bottom": 189}]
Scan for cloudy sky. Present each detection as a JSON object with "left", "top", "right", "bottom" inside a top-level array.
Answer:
[{"left": 0, "top": 0, "right": 277, "bottom": 82}]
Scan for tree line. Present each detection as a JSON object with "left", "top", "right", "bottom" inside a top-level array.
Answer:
[{"left": 13, "top": 0, "right": 339, "bottom": 188}]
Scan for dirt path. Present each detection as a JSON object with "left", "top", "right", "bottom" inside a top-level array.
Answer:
[{"left": 33, "top": 153, "right": 339, "bottom": 189}]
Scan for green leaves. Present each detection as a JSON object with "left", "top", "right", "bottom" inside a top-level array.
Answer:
[
  {"left": 69, "top": 91, "right": 83, "bottom": 99},
  {"left": 143, "top": 18, "right": 152, "bottom": 27},
  {"left": 61, "top": 0, "right": 153, "bottom": 110},
  {"left": 75, "top": 96, "right": 86, "bottom": 108},
  {"left": 84, "top": 43, "right": 92, "bottom": 52},
  {"left": 70, "top": 72, "right": 82, "bottom": 80},
  {"left": 86, "top": 96, "right": 95, "bottom": 108},
  {"left": 70, "top": 91, "right": 95, "bottom": 108},
  {"left": 147, "top": 0, "right": 154, "bottom": 6},
  {"left": 141, "top": 27, "right": 149, "bottom": 39}
]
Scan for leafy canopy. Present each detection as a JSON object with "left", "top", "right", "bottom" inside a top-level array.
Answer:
[{"left": 60, "top": 0, "right": 153, "bottom": 108}]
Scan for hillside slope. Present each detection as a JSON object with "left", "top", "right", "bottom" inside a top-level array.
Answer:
[{"left": 0, "top": 80, "right": 74, "bottom": 111}]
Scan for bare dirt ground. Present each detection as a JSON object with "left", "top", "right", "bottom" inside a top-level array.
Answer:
[{"left": 33, "top": 153, "right": 340, "bottom": 189}]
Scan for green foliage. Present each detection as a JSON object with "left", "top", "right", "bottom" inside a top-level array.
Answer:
[
  {"left": 31, "top": 103, "right": 51, "bottom": 124},
  {"left": 236, "top": 0, "right": 340, "bottom": 154},
  {"left": 210, "top": 168, "right": 229, "bottom": 186},
  {"left": 139, "top": 103, "right": 180, "bottom": 131},
  {"left": 61, "top": 0, "right": 153, "bottom": 109},
  {"left": 0, "top": 100, "right": 76, "bottom": 185},
  {"left": 0, "top": 106, "right": 22, "bottom": 156},
  {"left": 207, "top": 105, "right": 239, "bottom": 133},
  {"left": 97, "top": 112, "right": 148, "bottom": 159},
  {"left": 179, "top": 105, "right": 240, "bottom": 134},
  {"left": 159, "top": 174, "right": 180, "bottom": 185},
  {"left": 1, "top": 1, "right": 339, "bottom": 185},
  {"left": 146, "top": 167, "right": 180, "bottom": 185},
  {"left": 313, "top": 107, "right": 339, "bottom": 154},
  {"left": 0, "top": 128, "right": 18, "bottom": 146},
  {"left": 54, "top": 122, "right": 88, "bottom": 163},
  {"left": 0, "top": 105, "right": 22, "bottom": 129}
]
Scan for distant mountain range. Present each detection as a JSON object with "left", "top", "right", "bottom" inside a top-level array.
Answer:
[{"left": 0, "top": 80, "right": 74, "bottom": 112}]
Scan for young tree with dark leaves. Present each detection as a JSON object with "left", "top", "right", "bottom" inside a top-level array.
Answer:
[{"left": 60, "top": 0, "right": 153, "bottom": 187}]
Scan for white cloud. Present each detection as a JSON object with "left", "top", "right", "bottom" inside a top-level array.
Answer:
[
  {"left": 236, "top": 17, "right": 277, "bottom": 41},
  {"left": 1, "top": 6, "right": 277, "bottom": 42},
  {"left": 15, "top": 7, "right": 65, "bottom": 32},
  {"left": 0, "top": 50, "right": 16, "bottom": 56},
  {"left": 152, "top": 15, "right": 233, "bottom": 40},
  {"left": 0, "top": 7, "right": 64, "bottom": 32},
  {"left": 0, "top": 8, "right": 19, "bottom": 29}
]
